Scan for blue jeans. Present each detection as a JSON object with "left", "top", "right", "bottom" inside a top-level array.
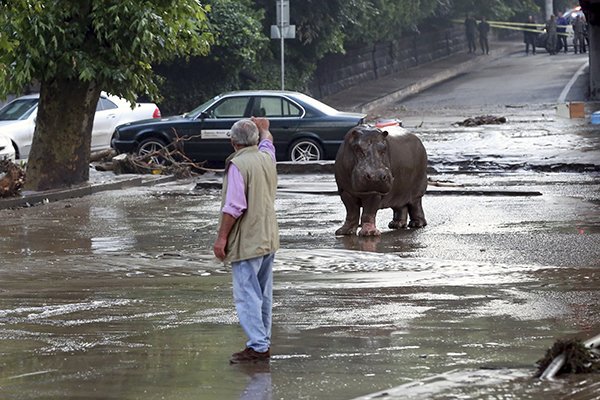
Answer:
[{"left": 232, "top": 253, "right": 274, "bottom": 353}]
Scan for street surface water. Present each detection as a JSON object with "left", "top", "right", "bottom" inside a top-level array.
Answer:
[
  {"left": 1, "top": 54, "right": 600, "bottom": 399},
  {"left": 1, "top": 104, "right": 598, "bottom": 400}
]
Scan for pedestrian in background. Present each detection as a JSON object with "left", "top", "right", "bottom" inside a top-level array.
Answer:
[
  {"left": 478, "top": 16, "right": 490, "bottom": 54},
  {"left": 545, "top": 14, "right": 558, "bottom": 55},
  {"left": 523, "top": 15, "right": 538, "bottom": 55},
  {"left": 573, "top": 15, "right": 586, "bottom": 54},
  {"left": 556, "top": 11, "right": 568, "bottom": 53},
  {"left": 213, "top": 117, "right": 279, "bottom": 364},
  {"left": 464, "top": 14, "right": 478, "bottom": 53}
]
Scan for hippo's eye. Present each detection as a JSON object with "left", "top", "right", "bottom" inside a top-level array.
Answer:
[
  {"left": 376, "top": 142, "right": 387, "bottom": 153},
  {"left": 352, "top": 143, "right": 366, "bottom": 156}
]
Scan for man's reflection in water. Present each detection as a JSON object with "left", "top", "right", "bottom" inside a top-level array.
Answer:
[{"left": 236, "top": 363, "right": 272, "bottom": 400}]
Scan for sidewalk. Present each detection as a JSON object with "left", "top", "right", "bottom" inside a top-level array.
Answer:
[{"left": 323, "top": 39, "right": 522, "bottom": 114}]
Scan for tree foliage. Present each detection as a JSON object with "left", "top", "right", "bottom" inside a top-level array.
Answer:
[
  {"left": 0, "top": 0, "right": 213, "bottom": 104},
  {"left": 448, "top": 0, "right": 539, "bottom": 20}
]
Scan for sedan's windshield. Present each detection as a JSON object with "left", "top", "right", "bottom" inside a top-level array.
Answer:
[
  {"left": 0, "top": 99, "right": 38, "bottom": 121},
  {"left": 186, "top": 96, "right": 220, "bottom": 118}
]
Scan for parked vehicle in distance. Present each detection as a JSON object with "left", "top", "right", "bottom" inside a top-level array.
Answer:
[
  {"left": 111, "top": 90, "right": 366, "bottom": 163},
  {"left": 0, "top": 93, "right": 161, "bottom": 159},
  {"left": 0, "top": 134, "right": 16, "bottom": 161}
]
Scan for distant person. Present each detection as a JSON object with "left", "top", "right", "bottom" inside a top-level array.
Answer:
[
  {"left": 573, "top": 15, "right": 586, "bottom": 54},
  {"left": 523, "top": 15, "right": 538, "bottom": 55},
  {"left": 213, "top": 117, "right": 279, "bottom": 364},
  {"left": 464, "top": 14, "right": 478, "bottom": 53},
  {"left": 478, "top": 17, "right": 490, "bottom": 54},
  {"left": 545, "top": 14, "right": 558, "bottom": 55},
  {"left": 556, "top": 12, "right": 568, "bottom": 53}
]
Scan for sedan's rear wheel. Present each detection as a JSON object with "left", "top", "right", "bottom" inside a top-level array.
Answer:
[
  {"left": 137, "top": 137, "right": 169, "bottom": 165},
  {"left": 289, "top": 138, "right": 323, "bottom": 162}
]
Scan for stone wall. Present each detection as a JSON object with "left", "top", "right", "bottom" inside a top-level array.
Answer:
[{"left": 308, "top": 26, "right": 466, "bottom": 99}]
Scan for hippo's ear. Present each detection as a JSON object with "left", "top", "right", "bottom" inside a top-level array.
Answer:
[
  {"left": 381, "top": 130, "right": 389, "bottom": 138},
  {"left": 347, "top": 128, "right": 360, "bottom": 143}
]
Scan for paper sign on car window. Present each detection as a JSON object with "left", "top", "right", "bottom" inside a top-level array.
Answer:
[{"left": 201, "top": 130, "right": 231, "bottom": 139}]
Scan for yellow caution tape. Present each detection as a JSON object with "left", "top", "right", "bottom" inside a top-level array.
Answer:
[{"left": 453, "top": 19, "right": 573, "bottom": 36}]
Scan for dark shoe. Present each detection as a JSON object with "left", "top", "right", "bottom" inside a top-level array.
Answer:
[{"left": 230, "top": 347, "right": 270, "bottom": 364}]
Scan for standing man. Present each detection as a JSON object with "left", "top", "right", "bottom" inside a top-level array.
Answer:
[
  {"left": 524, "top": 15, "right": 538, "bottom": 54},
  {"left": 465, "top": 14, "right": 478, "bottom": 53},
  {"left": 478, "top": 16, "right": 490, "bottom": 54},
  {"left": 573, "top": 15, "right": 586, "bottom": 53},
  {"left": 556, "top": 11, "right": 569, "bottom": 52},
  {"left": 546, "top": 14, "right": 558, "bottom": 55},
  {"left": 214, "top": 117, "right": 279, "bottom": 364}
]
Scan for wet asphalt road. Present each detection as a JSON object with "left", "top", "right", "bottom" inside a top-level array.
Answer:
[
  {"left": 0, "top": 108, "right": 598, "bottom": 400},
  {"left": 1, "top": 53, "right": 600, "bottom": 399}
]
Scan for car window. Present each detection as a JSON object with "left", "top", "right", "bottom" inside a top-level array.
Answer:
[
  {"left": 0, "top": 98, "right": 38, "bottom": 121},
  {"left": 97, "top": 97, "right": 118, "bottom": 111},
  {"left": 258, "top": 97, "right": 302, "bottom": 118},
  {"left": 212, "top": 97, "right": 250, "bottom": 118}
]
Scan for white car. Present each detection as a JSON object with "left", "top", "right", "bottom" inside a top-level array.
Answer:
[
  {"left": 0, "top": 134, "right": 16, "bottom": 161},
  {"left": 0, "top": 93, "right": 161, "bottom": 159}
]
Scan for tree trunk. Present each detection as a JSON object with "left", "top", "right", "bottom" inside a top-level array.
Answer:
[{"left": 24, "top": 79, "right": 101, "bottom": 191}]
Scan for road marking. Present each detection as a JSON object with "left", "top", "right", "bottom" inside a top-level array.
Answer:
[{"left": 558, "top": 60, "right": 589, "bottom": 103}]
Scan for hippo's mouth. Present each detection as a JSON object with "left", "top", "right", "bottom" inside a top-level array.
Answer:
[{"left": 352, "top": 189, "right": 390, "bottom": 196}]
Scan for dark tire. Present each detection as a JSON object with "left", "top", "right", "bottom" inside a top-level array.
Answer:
[
  {"left": 288, "top": 138, "right": 323, "bottom": 162},
  {"left": 137, "top": 137, "right": 169, "bottom": 165}
]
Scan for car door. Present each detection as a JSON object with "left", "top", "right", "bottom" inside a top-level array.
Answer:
[
  {"left": 252, "top": 96, "right": 301, "bottom": 160},
  {"left": 91, "top": 96, "right": 120, "bottom": 151},
  {"left": 184, "top": 95, "right": 252, "bottom": 162}
]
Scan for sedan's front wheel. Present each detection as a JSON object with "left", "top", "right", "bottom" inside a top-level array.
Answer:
[
  {"left": 289, "top": 138, "right": 323, "bottom": 162},
  {"left": 137, "top": 137, "right": 169, "bottom": 165}
]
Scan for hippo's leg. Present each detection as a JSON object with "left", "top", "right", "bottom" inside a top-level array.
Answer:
[
  {"left": 388, "top": 206, "right": 408, "bottom": 229},
  {"left": 358, "top": 196, "right": 381, "bottom": 236},
  {"left": 335, "top": 191, "right": 360, "bottom": 235},
  {"left": 407, "top": 198, "right": 427, "bottom": 228}
]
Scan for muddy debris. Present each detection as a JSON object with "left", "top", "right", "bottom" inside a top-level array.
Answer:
[
  {"left": 455, "top": 115, "right": 507, "bottom": 126},
  {"left": 535, "top": 338, "right": 600, "bottom": 378},
  {"left": 0, "top": 160, "right": 25, "bottom": 198}
]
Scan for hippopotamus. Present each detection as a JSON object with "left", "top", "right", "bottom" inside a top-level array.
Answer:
[{"left": 334, "top": 124, "right": 427, "bottom": 236}]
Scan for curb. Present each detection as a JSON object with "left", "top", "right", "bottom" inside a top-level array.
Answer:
[{"left": 0, "top": 174, "right": 176, "bottom": 210}]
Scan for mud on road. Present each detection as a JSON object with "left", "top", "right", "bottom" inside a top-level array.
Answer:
[{"left": 0, "top": 104, "right": 599, "bottom": 399}]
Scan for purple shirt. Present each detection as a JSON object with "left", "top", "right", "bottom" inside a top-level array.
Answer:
[{"left": 222, "top": 140, "right": 276, "bottom": 218}]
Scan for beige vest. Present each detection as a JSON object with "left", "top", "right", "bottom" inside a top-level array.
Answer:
[{"left": 220, "top": 145, "right": 279, "bottom": 263}]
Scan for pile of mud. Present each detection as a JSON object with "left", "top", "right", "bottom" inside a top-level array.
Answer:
[{"left": 536, "top": 338, "right": 600, "bottom": 378}]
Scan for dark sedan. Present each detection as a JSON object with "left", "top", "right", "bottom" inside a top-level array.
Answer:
[{"left": 111, "top": 90, "right": 366, "bottom": 163}]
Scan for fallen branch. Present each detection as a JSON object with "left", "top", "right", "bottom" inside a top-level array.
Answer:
[
  {"left": 90, "top": 149, "right": 117, "bottom": 163},
  {"left": 98, "top": 129, "right": 225, "bottom": 178}
]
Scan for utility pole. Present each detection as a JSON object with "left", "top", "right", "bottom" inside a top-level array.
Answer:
[
  {"left": 270, "top": 1, "right": 295, "bottom": 90},
  {"left": 546, "top": 0, "right": 554, "bottom": 20}
]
